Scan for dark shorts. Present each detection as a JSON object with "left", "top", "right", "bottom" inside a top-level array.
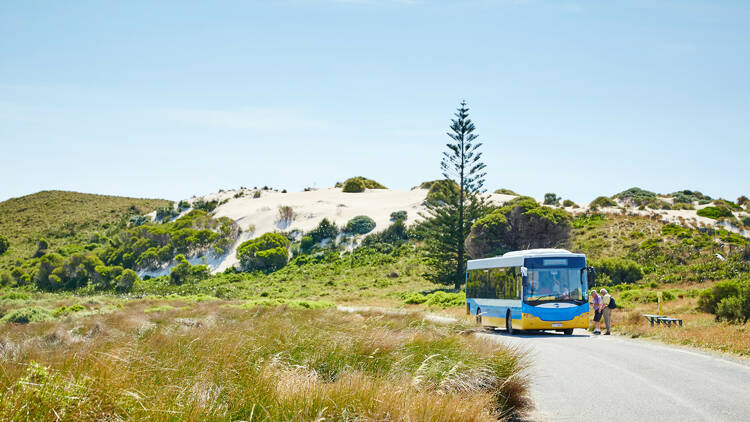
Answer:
[{"left": 593, "top": 310, "right": 603, "bottom": 322}]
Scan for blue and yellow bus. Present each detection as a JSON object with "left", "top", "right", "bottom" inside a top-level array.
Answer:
[{"left": 465, "top": 249, "right": 594, "bottom": 335}]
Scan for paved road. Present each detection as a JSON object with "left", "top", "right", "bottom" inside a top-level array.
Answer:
[{"left": 481, "top": 329, "right": 750, "bottom": 422}]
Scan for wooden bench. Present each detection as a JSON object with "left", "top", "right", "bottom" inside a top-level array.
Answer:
[{"left": 642, "top": 314, "right": 683, "bottom": 327}]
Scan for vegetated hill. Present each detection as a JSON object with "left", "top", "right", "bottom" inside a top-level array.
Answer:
[{"left": 0, "top": 191, "right": 170, "bottom": 268}]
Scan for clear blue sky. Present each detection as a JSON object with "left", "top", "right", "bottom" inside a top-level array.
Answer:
[{"left": 2, "top": 0, "right": 748, "bottom": 203}]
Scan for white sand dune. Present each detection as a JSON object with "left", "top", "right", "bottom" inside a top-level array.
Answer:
[{"left": 143, "top": 187, "right": 745, "bottom": 276}]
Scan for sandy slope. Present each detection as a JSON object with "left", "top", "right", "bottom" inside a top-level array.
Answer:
[{"left": 143, "top": 187, "right": 746, "bottom": 276}]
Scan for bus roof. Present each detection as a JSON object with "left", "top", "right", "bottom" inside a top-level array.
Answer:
[{"left": 466, "top": 249, "right": 585, "bottom": 270}]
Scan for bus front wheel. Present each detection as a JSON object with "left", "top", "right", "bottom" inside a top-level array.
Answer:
[
  {"left": 506, "top": 312, "right": 514, "bottom": 335},
  {"left": 563, "top": 329, "right": 574, "bottom": 336}
]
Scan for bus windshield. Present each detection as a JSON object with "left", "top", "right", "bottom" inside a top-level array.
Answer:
[{"left": 525, "top": 268, "right": 584, "bottom": 303}]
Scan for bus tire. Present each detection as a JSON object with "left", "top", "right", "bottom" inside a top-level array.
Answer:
[
  {"left": 563, "top": 329, "right": 574, "bottom": 336},
  {"left": 476, "top": 308, "right": 482, "bottom": 325},
  {"left": 506, "top": 312, "right": 514, "bottom": 335}
]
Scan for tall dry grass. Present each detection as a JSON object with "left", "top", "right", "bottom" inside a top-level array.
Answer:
[
  {"left": 612, "top": 296, "right": 750, "bottom": 357},
  {"left": 0, "top": 299, "right": 529, "bottom": 421}
]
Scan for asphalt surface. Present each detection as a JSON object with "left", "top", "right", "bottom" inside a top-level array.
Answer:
[{"left": 480, "top": 329, "right": 750, "bottom": 422}]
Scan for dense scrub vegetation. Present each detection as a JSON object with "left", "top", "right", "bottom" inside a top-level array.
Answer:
[
  {"left": 1, "top": 209, "right": 239, "bottom": 292},
  {"left": 341, "top": 176, "right": 387, "bottom": 192},
  {"left": 419, "top": 179, "right": 460, "bottom": 204},
  {"left": 345, "top": 215, "right": 376, "bottom": 234},
  {"left": 0, "top": 191, "right": 171, "bottom": 268},
  {"left": 493, "top": 188, "right": 519, "bottom": 196},
  {"left": 465, "top": 197, "right": 570, "bottom": 258},
  {"left": 236, "top": 232, "right": 290, "bottom": 272}
]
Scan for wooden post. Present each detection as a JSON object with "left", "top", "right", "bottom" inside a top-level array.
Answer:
[{"left": 658, "top": 292, "right": 663, "bottom": 316}]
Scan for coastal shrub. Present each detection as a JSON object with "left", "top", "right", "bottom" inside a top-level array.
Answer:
[
  {"left": 612, "top": 187, "right": 656, "bottom": 206},
  {"left": 714, "top": 199, "right": 742, "bottom": 211},
  {"left": 742, "top": 216, "right": 750, "bottom": 227},
  {"left": 308, "top": 218, "right": 338, "bottom": 243},
  {"left": 236, "top": 233, "right": 290, "bottom": 272},
  {"left": 562, "top": 199, "right": 575, "bottom": 207},
  {"left": 1, "top": 306, "right": 54, "bottom": 324},
  {"left": 424, "top": 179, "right": 459, "bottom": 204},
  {"left": 0, "top": 235, "right": 8, "bottom": 255},
  {"left": 543, "top": 193, "right": 560, "bottom": 206},
  {"left": 177, "top": 200, "right": 190, "bottom": 210},
  {"left": 345, "top": 216, "right": 376, "bottom": 235},
  {"left": 192, "top": 199, "right": 219, "bottom": 213},
  {"left": 465, "top": 198, "right": 570, "bottom": 258},
  {"left": 342, "top": 178, "right": 365, "bottom": 193},
  {"left": 494, "top": 188, "right": 519, "bottom": 195},
  {"left": 589, "top": 258, "right": 644, "bottom": 284},
  {"left": 342, "top": 176, "right": 386, "bottom": 192},
  {"left": 390, "top": 210, "right": 408, "bottom": 221},
  {"left": 156, "top": 205, "right": 178, "bottom": 221},
  {"left": 300, "top": 236, "right": 314, "bottom": 253},
  {"left": 697, "top": 280, "right": 742, "bottom": 314},
  {"left": 590, "top": 196, "right": 616, "bottom": 208},
  {"left": 169, "top": 255, "right": 211, "bottom": 285},
  {"left": 715, "top": 296, "right": 744, "bottom": 322},
  {"left": 697, "top": 206, "right": 732, "bottom": 220},
  {"left": 672, "top": 203, "right": 695, "bottom": 210},
  {"left": 116, "top": 269, "right": 138, "bottom": 292},
  {"left": 362, "top": 219, "right": 409, "bottom": 246},
  {"left": 670, "top": 190, "right": 711, "bottom": 204},
  {"left": 662, "top": 223, "right": 692, "bottom": 238},
  {"left": 404, "top": 291, "right": 465, "bottom": 308},
  {"left": 100, "top": 210, "right": 237, "bottom": 271}
]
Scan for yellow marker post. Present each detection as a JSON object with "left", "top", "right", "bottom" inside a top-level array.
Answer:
[{"left": 658, "top": 291, "right": 663, "bottom": 316}]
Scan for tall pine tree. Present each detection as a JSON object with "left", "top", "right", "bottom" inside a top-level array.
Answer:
[{"left": 421, "top": 101, "right": 489, "bottom": 289}]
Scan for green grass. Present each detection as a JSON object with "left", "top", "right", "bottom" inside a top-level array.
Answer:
[
  {"left": 0, "top": 299, "right": 530, "bottom": 421},
  {"left": 0, "top": 190, "right": 170, "bottom": 269},
  {"left": 133, "top": 244, "right": 442, "bottom": 305}
]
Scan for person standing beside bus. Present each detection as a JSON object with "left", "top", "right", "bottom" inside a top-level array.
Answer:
[
  {"left": 590, "top": 290, "right": 603, "bottom": 335},
  {"left": 600, "top": 288, "right": 612, "bottom": 335}
]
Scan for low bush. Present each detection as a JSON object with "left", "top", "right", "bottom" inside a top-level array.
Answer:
[
  {"left": 192, "top": 199, "right": 219, "bottom": 212},
  {"left": 494, "top": 188, "right": 519, "bottom": 195},
  {"left": 0, "top": 234, "right": 9, "bottom": 255},
  {"left": 342, "top": 178, "right": 365, "bottom": 193},
  {"left": 697, "top": 206, "right": 733, "bottom": 220},
  {"left": 543, "top": 193, "right": 560, "bottom": 206},
  {"left": 562, "top": 199, "right": 575, "bottom": 207},
  {"left": 308, "top": 218, "right": 339, "bottom": 243},
  {"left": 403, "top": 291, "right": 465, "bottom": 308},
  {"left": 590, "top": 258, "right": 644, "bottom": 284},
  {"left": 1, "top": 291, "right": 31, "bottom": 301},
  {"left": 716, "top": 296, "right": 744, "bottom": 322},
  {"left": 1, "top": 306, "right": 54, "bottom": 324},
  {"left": 424, "top": 179, "right": 459, "bottom": 204},
  {"left": 53, "top": 303, "right": 86, "bottom": 317},
  {"left": 236, "top": 233, "right": 290, "bottom": 272},
  {"left": 342, "top": 176, "right": 386, "bottom": 192},
  {"left": 590, "top": 196, "right": 616, "bottom": 208},
  {"left": 345, "top": 215, "right": 376, "bottom": 235},
  {"left": 697, "top": 280, "right": 742, "bottom": 313},
  {"left": 613, "top": 187, "right": 656, "bottom": 206},
  {"left": 362, "top": 219, "right": 409, "bottom": 246},
  {"left": 169, "top": 255, "right": 211, "bottom": 285},
  {"left": 390, "top": 210, "right": 407, "bottom": 221}
]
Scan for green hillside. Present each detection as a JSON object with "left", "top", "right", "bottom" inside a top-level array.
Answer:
[{"left": 0, "top": 191, "right": 170, "bottom": 269}]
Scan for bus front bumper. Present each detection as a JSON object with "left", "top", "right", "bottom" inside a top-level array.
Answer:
[{"left": 521, "top": 312, "right": 589, "bottom": 330}]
